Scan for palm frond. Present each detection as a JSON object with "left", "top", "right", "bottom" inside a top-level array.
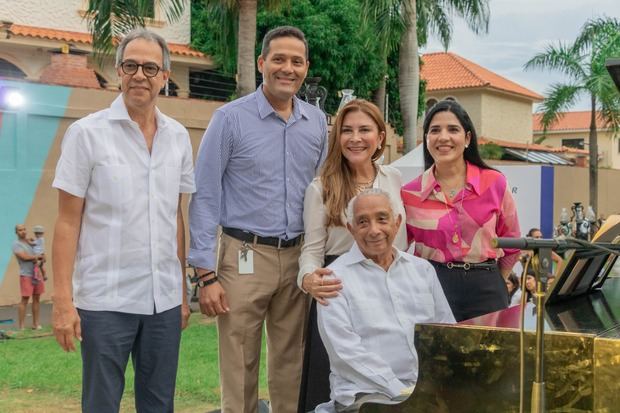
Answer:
[
  {"left": 360, "top": 0, "right": 406, "bottom": 56},
  {"left": 597, "top": 81, "right": 620, "bottom": 134},
  {"left": 574, "top": 17, "right": 620, "bottom": 54},
  {"left": 86, "top": 0, "right": 187, "bottom": 65},
  {"left": 438, "top": 0, "right": 489, "bottom": 34},
  {"left": 524, "top": 42, "right": 586, "bottom": 81},
  {"left": 418, "top": 1, "right": 451, "bottom": 49},
  {"left": 537, "top": 83, "right": 584, "bottom": 134}
]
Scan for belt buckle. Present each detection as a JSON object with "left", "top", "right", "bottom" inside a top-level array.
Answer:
[
  {"left": 277, "top": 238, "right": 283, "bottom": 249},
  {"left": 463, "top": 263, "right": 471, "bottom": 271}
]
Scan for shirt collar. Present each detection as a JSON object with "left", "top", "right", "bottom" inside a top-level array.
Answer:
[
  {"left": 255, "top": 84, "right": 307, "bottom": 120},
  {"left": 465, "top": 161, "right": 482, "bottom": 195},
  {"left": 108, "top": 94, "right": 167, "bottom": 130},
  {"left": 339, "top": 242, "right": 406, "bottom": 268},
  {"left": 419, "top": 160, "right": 481, "bottom": 200}
]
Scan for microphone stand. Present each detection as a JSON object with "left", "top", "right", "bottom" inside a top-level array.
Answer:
[
  {"left": 495, "top": 236, "right": 620, "bottom": 413},
  {"left": 529, "top": 247, "right": 552, "bottom": 413}
]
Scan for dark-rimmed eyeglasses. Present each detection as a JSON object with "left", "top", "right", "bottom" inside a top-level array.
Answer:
[{"left": 120, "top": 60, "right": 162, "bottom": 78}]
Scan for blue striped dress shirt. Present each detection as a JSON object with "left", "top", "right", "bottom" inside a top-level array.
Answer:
[{"left": 188, "top": 85, "right": 328, "bottom": 270}]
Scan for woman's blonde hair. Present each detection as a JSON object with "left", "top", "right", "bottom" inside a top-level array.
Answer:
[{"left": 320, "top": 99, "right": 387, "bottom": 227}]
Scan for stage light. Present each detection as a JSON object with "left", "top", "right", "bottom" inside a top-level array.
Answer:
[{"left": 4, "top": 89, "right": 24, "bottom": 108}]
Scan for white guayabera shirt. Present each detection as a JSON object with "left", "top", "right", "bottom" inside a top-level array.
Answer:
[
  {"left": 316, "top": 243, "right": 455, "bottom": 412},
  {"left": 53, "top": 95, "right": 195, "bottom": 314}
]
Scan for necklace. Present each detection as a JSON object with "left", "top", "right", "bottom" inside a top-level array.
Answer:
[
  {"left": 354, "top": 167, "right": 377, "bottom": 192},
  {"left": 443, "top": 188, "right": 466, "bottom": 244},
  {"left": 355, "top": 179, "right": 374, "bottom": 193}
]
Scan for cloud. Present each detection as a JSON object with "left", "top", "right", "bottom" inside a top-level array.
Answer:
[{"left": 420, "top": 1, "right": 620, "bottom": 111}]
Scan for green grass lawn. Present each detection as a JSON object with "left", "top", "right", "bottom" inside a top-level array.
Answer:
[{"left": 0, "top": 314, "right": 268, "bottom": 412}]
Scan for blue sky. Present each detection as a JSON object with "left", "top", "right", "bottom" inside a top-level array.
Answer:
[{"left": 421, "top": 0, "right": 620, "bottom": 111}]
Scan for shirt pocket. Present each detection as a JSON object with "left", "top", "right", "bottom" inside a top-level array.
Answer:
[
  {"left": 408, "top": 292, "right": 436, "bottom": 322},
  {"left": 91, "top": 165, "right": 133, "bottom": 208},
  {"left": 349, "top": 299, "right": 386, "bottom": 335}
]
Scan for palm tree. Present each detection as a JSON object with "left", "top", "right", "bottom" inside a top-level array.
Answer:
[
  {"left": 362, "top": 0, "right": 490, "bottom": 153},
  {"left": 525, "top": 17, "right": 620, "bottom": 214},
  {"left": 203, "top": 0, "right": 288, "bottom": 97},
  {"left": 86, "top": 0, "right": 187, "bottom": 63}
]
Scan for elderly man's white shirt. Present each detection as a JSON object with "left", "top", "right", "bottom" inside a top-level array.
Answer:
[
  {"left": 317, "top": 243, "right": 455, "bottom": 410},
  {"left": 53, "top": 95, "right": 196, "bottom": 314}
]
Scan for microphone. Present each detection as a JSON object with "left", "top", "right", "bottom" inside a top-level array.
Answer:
[{"left": 493, "top": 237, "right": 586, "bottom": 251}]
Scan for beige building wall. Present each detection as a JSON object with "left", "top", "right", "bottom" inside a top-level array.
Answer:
[
  {"left": 0, "top": 87, "right": 221, "bottom": 306},
  {"left": 553, "top": 165, "right": 620, "bottom": 223},
  {"left": 0, "top": 0, "right": 191, "bottom": 44},
  {"left": 479, "top": 91, "right": 533, "bottom": 142},
  {"left": 421, "top": 90, "right": 482, "bottom": 139},
  {"left": 534, "top": 129, "right": 619, "bottom": 169},
  {"left": 423, "top": 89, "right": 535, "bottom": 143}
]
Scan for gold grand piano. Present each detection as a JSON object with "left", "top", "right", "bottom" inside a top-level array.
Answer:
[
  {"left": 360, "top": 213, "right": 620, "bottom": 413},
  {"left": 359, "top": 275, "right": 620, "bottom": 413}
]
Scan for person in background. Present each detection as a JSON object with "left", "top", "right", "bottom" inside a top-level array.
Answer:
[
  {"left": 12, "top": 224, "right": 44, "bottom": 330},
  {"left": 316, "top": 189, "right": 454, "bottom": 413},
  {"left": 31, "top": 225, "right": 47, "bottom": 281},
  {"left": 297, "top": 99, "right": 407, "bottom": 412},
  {"left": 401, "top": 100, "right": 521, "bottom": 322},
  {"left": 505, "top": 272, "right": 520, "bottom": 306},
  {"left": 523, "top": 228, "right": 564, "bottom": 276}
]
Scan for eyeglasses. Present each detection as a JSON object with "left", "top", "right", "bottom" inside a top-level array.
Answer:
[{"left": 120, "top": 60, "right": 162, "bottom": 78}]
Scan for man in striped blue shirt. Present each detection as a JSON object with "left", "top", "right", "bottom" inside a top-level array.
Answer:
[{"left": 188, "top": 26, "right": 328, "bottom": 413}]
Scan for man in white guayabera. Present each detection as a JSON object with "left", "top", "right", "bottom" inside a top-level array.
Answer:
[{"left": 51, "top": 28, "right": 195, "bottom": 412}]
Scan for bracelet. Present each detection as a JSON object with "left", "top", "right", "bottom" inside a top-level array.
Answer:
[
  {"left": 197, "top": 275, "right": 218, "bottom": 288},
  {"left": 191, "top": 268, "right": 215, "bottom": 283}
]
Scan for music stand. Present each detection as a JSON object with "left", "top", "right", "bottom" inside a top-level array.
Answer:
[{"left": 546, "top": 216, "right": 620, "bottom": 305}]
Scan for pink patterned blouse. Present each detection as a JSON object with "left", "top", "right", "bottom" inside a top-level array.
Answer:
[{"left": 401, "top": 162, "right": 520, "bottom": 271}]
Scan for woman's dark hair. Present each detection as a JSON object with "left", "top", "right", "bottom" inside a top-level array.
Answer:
[
  {"left": 527, "top": 228, "right": 541, "bottom": 237},
  {"left": 422, "top": 100, "right": 494, "bottom": 170},
  {"left": 506, "top": 272, "right": 520, "bottom": 300}
]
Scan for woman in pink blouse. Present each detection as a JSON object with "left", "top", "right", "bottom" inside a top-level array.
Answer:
[{"left": 401, "top": 100, "right": 520, "bottom": 321}]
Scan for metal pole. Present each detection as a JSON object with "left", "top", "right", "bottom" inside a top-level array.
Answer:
[{"left": 530, "top": 247, "right": 551, "bottom": 413}]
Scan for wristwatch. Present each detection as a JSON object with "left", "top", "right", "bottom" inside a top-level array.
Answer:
[{"left": 197, "top": 276, "right": 219, "bottom": 288}]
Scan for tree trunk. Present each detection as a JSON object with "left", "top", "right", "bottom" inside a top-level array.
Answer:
[
  {"left": 373, "top": 74, "right": 388, "bottom": 118},
  {"left": 399, "top": 0, "right": 419, "bottom": 154},
  {"left": 588, "top": 94, "right": 598, "bottom": 214},
  {"left": 236, "top": 0, "right": 257, "bottom": 97}
]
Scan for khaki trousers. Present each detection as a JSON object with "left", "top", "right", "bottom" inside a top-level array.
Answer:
[{"left": 217, "top": 233, "right": 309, "bottom": 413}]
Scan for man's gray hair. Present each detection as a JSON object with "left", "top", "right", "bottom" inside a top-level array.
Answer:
[
  {"left": 115, "top": 28, "right": 171, "bottom": 71},
  {"left": 346, "top": 188, "right": 400, "bottom": 226}
]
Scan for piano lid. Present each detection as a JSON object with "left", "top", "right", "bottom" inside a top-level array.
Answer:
[{"left": 459, "top": 276, "right": 620, "bottom": 335}]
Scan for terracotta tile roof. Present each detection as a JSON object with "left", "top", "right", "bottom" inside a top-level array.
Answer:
[
  {"left": 479, "top": 136, "right": 588, "bottom": 155},
  {"left": 533, "top": 111, "right": 611, "bottom": 132},
  {"left": 8, "top": 24, "right": 205, "bottom": 58},
  {"left": 421, "top": 52, "right": 543, "bottom": 101}
]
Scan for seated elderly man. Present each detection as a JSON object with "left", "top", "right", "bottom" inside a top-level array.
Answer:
[{"left": 316, "top": 188, "right": 455, "bottom": 413}]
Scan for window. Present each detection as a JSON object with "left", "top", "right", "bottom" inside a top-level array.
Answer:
[
  {"left": 160, "top": 79, "right": 178, "bottom": 97},
  {"left": 562, "top": 138, "right": 585, "bottom": 149},
  {"left": 0, "top": 59, "right": 27, "bottom": 79}
]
